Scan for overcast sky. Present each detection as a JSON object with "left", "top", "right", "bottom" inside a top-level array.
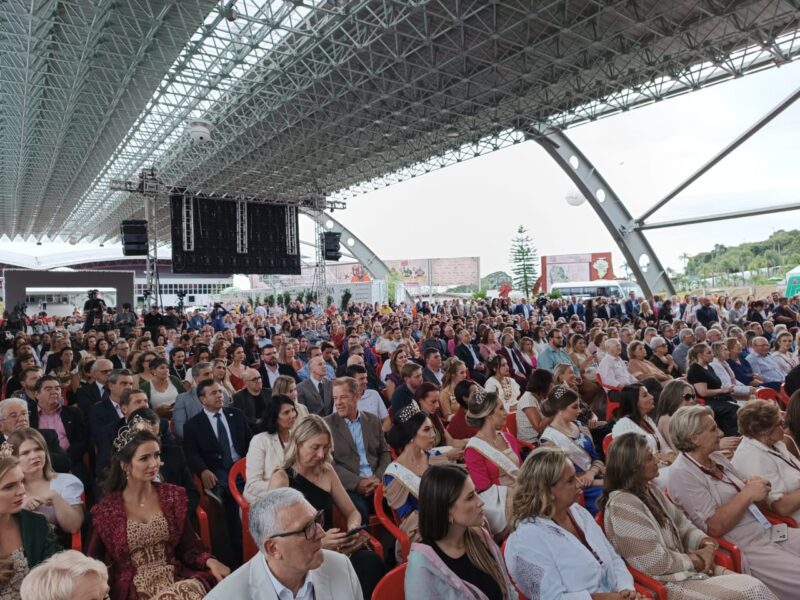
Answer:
[
  {"left": 3, "top": 59, "right": 799, "bottom": 286},
  {"left": 309, "top": 58, "right": 800, "bottom": 279}
]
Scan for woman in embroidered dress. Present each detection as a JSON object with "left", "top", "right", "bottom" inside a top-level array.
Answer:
[
  {"left": 668, "top": 405, "right": 800, "bottom": 599},
  {"left": 540, "top": 385, "right": 605, "bottom": 515},
  {"left": 611, "top": 384, "right": 674, "bottom": 488},
  {"left": 483, "top": 355, "right": 520, "bottom": 411},
  {"left": 384, "top": 405, "right": 447, "bottom": 558},
  {"left": 463, "top": 389, "right": 521, "bottom": 535},
  {"left": 0, "top": 450, "right": 60, "bottom": 600},
  {"left": 404, "top": 464, "right": 518, "bottom": 600},
  {"left": 504, "top": 447, "right": 642, "bottom": 600},
  {"left": 89, "top": 427, "right": 229, "bottom": 600},
  {"left": 602, "top": 432, "right": 776, "bottom": 600}
]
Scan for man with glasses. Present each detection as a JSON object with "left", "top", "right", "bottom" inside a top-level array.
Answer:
[
  {"left": 110, "top": 340, "right": 131, "bottom": 370},
  {"left": 746, "top": 336, "right": 786, "bottom": 390},
  {"left": 89, "top": 368, "right": 134, "bottom": 474},
  {"left": 233, "top": 368, "right": 270, "bottom": 430},
  {"left": 205, "top": 488, "right": 361, "bottom": 600},
  {"left": 75, "top": 358, "right": 114, "bottom": 422},
  {"left": 0, "top": 397, "right": 71, "bottom": 472}
]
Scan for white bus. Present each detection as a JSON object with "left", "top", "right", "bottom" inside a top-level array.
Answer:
[{"left": 549, "top": 280, "right": 643, "bottom": 299}]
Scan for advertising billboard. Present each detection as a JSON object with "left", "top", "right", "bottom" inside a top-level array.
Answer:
[{"left": 540, "top": 252, "right": 615, "bottom": 292}]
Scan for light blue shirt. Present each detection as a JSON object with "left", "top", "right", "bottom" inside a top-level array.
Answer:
[
  {"left": 537, "top": 345, "right": 579, "bottom": 376},
  {"left": 344, "top": 412, "right": 373, "bottom": 478},
  {"left": 263, "top": 553, "right": 315, "bottom": 600},
  {"left": 203, "top": 409, "right": 240, "bottom": 462},
  {"left": 746, "top": 353, "right": 785, "bottom": 383}
]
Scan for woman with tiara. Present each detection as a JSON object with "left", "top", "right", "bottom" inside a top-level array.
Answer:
[{"left": 89, "top": 416, "right": 229, "bottom": 600}]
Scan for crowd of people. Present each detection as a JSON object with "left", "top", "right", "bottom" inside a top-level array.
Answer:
[{"left": 2, "top": 288, "right": 800, "bottom": 599}]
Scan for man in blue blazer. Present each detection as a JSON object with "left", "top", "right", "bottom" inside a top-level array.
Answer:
[
  {"left": 566, "top": 295, "right": 585, "bottom": 322},
  {"left": 183, "top": 379, "right": 253, "bottom": 561},
  {"left": 89, "top": 369, "right": 134, "bottom": 474}
]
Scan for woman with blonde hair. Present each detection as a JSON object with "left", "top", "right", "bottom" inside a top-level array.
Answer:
[
  {"left": 769, "top": 331, "right": 797, "bottom": 375},
  {"left": 20, "top": 550, "right": 108, "bottom": 600},
  {"left": 0, "top": 449, "right": 60, "bottom": 599},
  {"left": 602, "top": 433, "right": 775, "bottom": 599},
  {"left": 504, "top": 447, "right": 640, "bottom": 600},
  {"left": 7, "top": 429, "right": 83, "bottom": 535},
  {"left": 268, "top": 414, "right": 385, "bottom": 599},
  {"left": 439, "top": 357, "right": 468, "bottom": 419},
  {"left": 277, "top": 339, "right": 303, "bottom": 374},
  {"left": 211, "top": 358, "right": 235, "bottom": 401},
  {"left": 270, "top": 375, "right": 310, "bottom": 418}
]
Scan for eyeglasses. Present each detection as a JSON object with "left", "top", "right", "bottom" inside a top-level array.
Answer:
[
  {"left": 682, "top": 393, "right": 696, "bottom": 400},
  {"left": 2, "top": 411, "right": 30, "bottom": 421},
  {"left": 246, "top": 377, "right": 262, "bottom": 383},
  {"left": 269, "top": 510, "right": 324, "bottom": 540}
]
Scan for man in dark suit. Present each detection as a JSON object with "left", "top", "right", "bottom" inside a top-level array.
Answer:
[
  {"left": 498, "top": 333, "right": 531, "bottom": 386},
  {"left": 109, "top": 340, "right": 131, "bottom": 370},
  {"left": 296, "top": 357, "right": 333, "bottom": 416},
  {"left": 0, "top": 397, "right": 71, "bottom": 473},
  {"left": 324, "top": 376, "right": 390, "bottom": 524},
  {"left": 421, "top": 347, "right": 444, "bottom": 385},
  {"left": 232, "top": 367, "right": 271, "bottom": 430},
  {"left": 74, "top": 358, "right": 114, "bottom": 422},
  {"left": 566, "top": 296, "right": 586, "bottom": 322},
  {"left": 11, "top": 366, "right": 42, "bottom": 410},
  {"left": 173, "top": 362, "right": 215, "bottom": 439},
  {"left": 89, "top": 369, "right": 134, "bottom": 474},
  {"left": 513, "top": 298, "right": 532, "bottom": 320},
  {"left": 624, "top": 291, "right": 640, "bottom": 320},
  {"left": 455, "top": 328, "right": 487, "bottom": 385},
  {"left": 258, "top": 344, "right": 299, "bottom": 390},
  {"left": 29, "top": 375, "right": 87, "bottom": 475},
  {"left": 390, "top": 363, "right": 424, "bottom": 413},
  {"left": 183, "top": 380, "right": 252, "bottom": 559},
  {"left": 608, "top": 296, "right": 623, "bottom": 321},
  {"left": 596, "top": 298, "right": 610, "bottom": 321},
  {"left": 420, "top": 323, "right": 449, "bottom": 358}
]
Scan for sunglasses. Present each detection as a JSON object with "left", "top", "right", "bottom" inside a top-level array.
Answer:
[{"left": 682, "top": 393, "right": 696, "bottom": 400}]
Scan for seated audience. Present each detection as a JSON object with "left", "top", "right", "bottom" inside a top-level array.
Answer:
[
  {"left": 745, "top": 336, "right": 785, "bottom": 389},
  {"left": 516, "top": 368, "right": 553, "bottom": 444},
  {"left": 29, "top": 376, "right": 86, "bottom": 476},
  {"left": 0, "top": 450, "right": 60, "bottom": 598},
  {"left": 497, "top": 332, "right": 530, "bottom": 387},
  {"left": 383, "top": 346, "right": 409, "bottom": 396},
  {"left": 390, "top": 362, "right": 424, "bottom": 413},
  {"left": 541, "top": 385, "right": 604, "bottom": 515},
  {"left": 347, "top": 365, "right": 390, "bottom": 431},
  {"left": 0, "top": 398, "right": 70, "bottom": 474},
  {"left": 784, "top": 390, "right": 800, "bottom": 459},
  {"left": 686, "top": 343, "right": 740, "bottom": 437},
  {"left": 8, "top": 428, "right": 83, "bottom": 535},
  {"left": 483, "top": 355, "right": 520, "bottom": 411},
  {"left": 602, "top": 432, "right": 774, "bottom": 599},
  {"left": 668, "top": 405, "right": 800, "bottom": 598},
  {"left": 244, "top": 394, "right": 299, "bottom": 503},
  {"left": 445, "top": 379, "right": 479, "bottom": 440},
  {"left": 414, "top": 382, "right": 464, "bottom": 458},
  {"left": 627, "top": 340, "right": 671, "bottom": 383},
  {"left": 231, "top": 367, "right": 269, "bottom": 430},
  {"left": 138, "top": 358, "right": 182, "bottom": 418},
  {"left": 656, "top": 380, "right": 700, "bottom": 451},
  {"left": 20, "top": 550, "right": 109, "bottom": 600},
  {"left": 709, "top": 341, "right": 756, "bottom": 400},
  {"left": 404, "top": 464, "right": 517, "bottom": 599},
  {"left": 205, "top": 488, "right": 362, "bottom": 600},
  {"left": 268, "top": 415, "right": 385, "bottom": 599},
  {"left": 324, "top": 377, "right": 391, "bottom": 525},
  {"left": 463, "top": 388, "right": 520, "bottom": 534},
  {"left": 297, "top": 357, "right": 333, "bottom": 416},
  {"left": 648, "top": 336, "right": 680, "bottom": 377},
  {"left": 172, "top": 362, "right": 214, "bottom": 439},
  {"left": 769, "top": 331, "right": 797, "bottom": 375},
  {"left": 504, "top": 447, "right": 641, "bottom": 600},
  {"left": 732, "top": 400, "right": 800, "bottom": 522},
  {"left": 438, "top": 358, "right": 468, "bottom": 420},
  {"left": 89, "top": 427, "right": 228, "bottom": 599},
  {"left": 611, "top": 383, "right": 674, "bottom": 487}
]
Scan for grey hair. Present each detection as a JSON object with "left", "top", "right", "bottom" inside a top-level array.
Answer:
[
  {"left": 107, "top": 368, "right": 133, "bottom": 384},
  {"left": 20, "top": 550, "right": 108, "bottom": 600},
  {"left": 679, "top": 329, "right": 694, "bottom": 343},
  {"left": 90, "top": 358, "right": 112, "bottom": 372},
  {"left": 191, "top": 361, "right": 211, "bottom": 378},
  {"left": 604, "top": 338, "right": 621, "bottom": 351},
  {"left": 0, "top": 398, "right": 27, "bottom": 419},
  {"left": 249, "top": 488, "right": 310, "bottom": 550},
  {"left": 669, "top": 404, "right": 714, "bottom": 452}
]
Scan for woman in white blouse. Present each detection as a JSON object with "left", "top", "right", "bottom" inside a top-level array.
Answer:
[
  {"left": 504, "top": 447, "right": 643, "bottom": 600},
  {"left": 770, "top": 331, "right": 798, "bottom": 376},
  {"left": 611, "top": 384, "right": 674, "bottom": 488},
  {"left": 709, "top": 341, "right": 756, "bottom": 400},
  {"left": 483, "top": 355, "right": 520, "bottom": 411},
  {"left": 732, "top": 400, "right": 800, "bottom": 523},
  {"left": 243, "top": 394, "right": 299, "bottom": 503},
  {"left": 9, "top": 428, "right": 84, "bottom": 534}
]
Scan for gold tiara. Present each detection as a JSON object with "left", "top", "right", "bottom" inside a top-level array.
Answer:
[
  {"left": 112, "top": 415, "right": 149, "bottom": 452},
  {"left": 0, "top": 442, "right": 13, "bottom": 459}
]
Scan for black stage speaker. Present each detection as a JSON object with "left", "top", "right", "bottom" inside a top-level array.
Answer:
[
  {"left": 323, "top": 232, "right": 342, "bottom": 261},
  {"left": 169, "top": 192, "right": 301, "bottom": 275},
  {"left": 120, "top": 220, "right": 148, "bottom": 256}
]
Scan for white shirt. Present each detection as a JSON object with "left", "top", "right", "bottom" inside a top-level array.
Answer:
[
  {"left": 597, "top": 354, "right": 637, "bottom": 386},
  {"left": 264, "top": 554, "right": 316, "bottom": 600},
  {"left": 203, "top": 409, "right": 240, "bottom": 462},
  {"left": 264, "top": 364, "right": 281, "bottom": 388}
]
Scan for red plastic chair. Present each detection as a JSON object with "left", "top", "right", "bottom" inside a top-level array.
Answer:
[
  {"left": 756, "top": 387, "right": 780, "bottom": 403},
  {"left": 196, "top": 506, "right": 212, "bottom": 548},
  {"left": 371, "top": 563, "right": 406, "bottom": 600},
  {"left": 71, "top": 491, "right": 87, "bottom": 551},
  {"left": 373, "top": 484, "right": 411, "bottom": 562},
  {"left": 763, "top": 509, "right": 798, "bottom": 528},
  {"left": 602, "top": 433, "right": 613, "bottom": 456},
  {"left": 504, "top": 412, "right": 518, "bottom": 437},
  {"left": 780, "top": 384, "right": 791, "bottom": 407},
  {"left": 596, "top": 373, "right": 621, "bottom": 420},
  {"left": 228, "top": 458, "right": 259, "bottom": 561}
]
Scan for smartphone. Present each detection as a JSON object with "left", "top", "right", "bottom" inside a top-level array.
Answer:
[{"left": 346, "top": 525, "right": 369, "bottom": 536}]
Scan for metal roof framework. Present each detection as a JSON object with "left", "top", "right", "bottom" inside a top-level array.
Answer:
[{"left": 1, "top": 0, "right": 800, "bottom": 286}]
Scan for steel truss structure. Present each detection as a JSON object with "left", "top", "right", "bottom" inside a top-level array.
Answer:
[{"left": 2, "top": 0, "right": 800, "bottom": 289}]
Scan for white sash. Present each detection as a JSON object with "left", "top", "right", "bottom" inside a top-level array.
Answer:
[
  {"left": 384, "top": 462, "right": 420, "bottom": 498},
  {"left": 542, "top": 426, "right": 593, "bottom": 472},
  {"left": 465, "top": 436, "right": 520, "bottom": 479}
]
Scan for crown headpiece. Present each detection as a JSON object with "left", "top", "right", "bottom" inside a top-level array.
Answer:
[
  {"left": 0, "top": 442, "right": 14, "bottom": 459},
  {"left": 395, "top": 404, "right": 421, "bottom": 424},
  {"left": 112, "top": 415, "right": 149, "bottom": 452},
  {"left": 473, "top": 384, "right": 488, "bottom": 405},
  {"left": 552, "top": 385, "right": 572, "bottom": 400}
]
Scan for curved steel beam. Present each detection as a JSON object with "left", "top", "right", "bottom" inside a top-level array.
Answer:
[
  {"left": 522, "top": 124, "right": 675, "bottom": 297},
  {"left": 300, "top": 208, "right": 414, "bottom": 305}
]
